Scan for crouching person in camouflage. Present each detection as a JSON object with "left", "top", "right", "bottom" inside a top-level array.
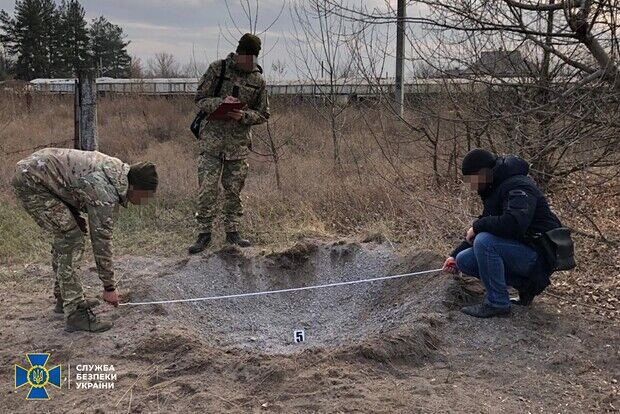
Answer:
[
  {"left": 189, "top": 33, "right": 270, "bottom": 254},
  {"left": 12, "top": 148, "right": 158, "bottom": 333}
]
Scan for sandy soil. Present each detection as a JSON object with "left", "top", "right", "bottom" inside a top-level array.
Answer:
[{"left": 1, "top": 240, "right": 618, "bottom": 413}]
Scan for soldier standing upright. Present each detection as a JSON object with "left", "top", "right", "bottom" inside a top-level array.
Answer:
[
  {"left": 12, "top": 148, "right": 158, "bottom": 332},
  {"left": 189, "top": 33, "right": 270, "bottom": 254}
]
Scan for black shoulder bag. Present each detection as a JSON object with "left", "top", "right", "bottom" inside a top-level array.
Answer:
[
  {"left": 190, "top": 60, "right": 227, "bottom": 139},
  {"left": 532, "top": 227, "right": 576, "bottom": 271}
]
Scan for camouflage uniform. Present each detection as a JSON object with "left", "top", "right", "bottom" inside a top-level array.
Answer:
[
  {"left": 11, "top": 148, "right": 129, "bottom": 316},
  {"left": 194, "top": 53, "right": 270, "bottom": 233}
]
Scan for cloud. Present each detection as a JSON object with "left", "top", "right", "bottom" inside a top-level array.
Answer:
[
  {"left": 0, "top": 0, "right": 417, "bottom": 78},
  {"left": 77, "top": 0, "right": 293, "bottom": 64}
]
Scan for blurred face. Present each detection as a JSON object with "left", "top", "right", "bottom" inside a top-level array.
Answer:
[
  {"left": 127, "top": 187, "right": 155, "bottom": 205},
  {"left": 464, "top": 169, "right": 492, "bottom": 192},
  {"left": 235, "top": 54, "right": 257, "bottom": 72}
]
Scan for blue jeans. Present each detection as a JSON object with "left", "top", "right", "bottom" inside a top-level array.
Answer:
[{"left": 455, "top": 232, "right": 538, "bottom": 308}]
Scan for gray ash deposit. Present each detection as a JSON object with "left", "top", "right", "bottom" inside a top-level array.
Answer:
[{"left": 123, "top": 240, "right": 447, "bottom": 357}]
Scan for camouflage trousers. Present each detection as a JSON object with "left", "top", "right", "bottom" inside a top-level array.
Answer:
[
  {"left": 11, "top": 172, "right": 86, "bottom": 317},
  {"left": 196, "top": 153, "right": 249, "bottom": 233}
]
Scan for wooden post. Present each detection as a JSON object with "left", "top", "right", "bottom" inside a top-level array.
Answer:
[
  {"left": 74, "top": 72, "right": 98, "bottom": 151},
  {"left": 74, "top": 79, "right": 80, "bottom": 149}
]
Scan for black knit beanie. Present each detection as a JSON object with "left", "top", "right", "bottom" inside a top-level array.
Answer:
[
  {"left": 236, "top": 33, "right": 262, "bottom": 56},
  {"left": 128, "top": 162, "right": 158, "bottom": 191},
  {"left": 461, "top": 149, "right": 496, "bottom": 175}
]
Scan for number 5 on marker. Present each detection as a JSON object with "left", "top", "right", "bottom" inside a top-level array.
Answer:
[{"left": 294, "top": 330, "right": 305, "bottom": 343}]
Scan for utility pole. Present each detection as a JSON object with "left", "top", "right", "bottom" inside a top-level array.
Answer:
[{"left": 395, "top": 0, "right": 406, "bottom": 117}]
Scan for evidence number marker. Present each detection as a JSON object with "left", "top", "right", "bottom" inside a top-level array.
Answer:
[{"left": 294, "top": 330, "right": 306, "bottom": 343}]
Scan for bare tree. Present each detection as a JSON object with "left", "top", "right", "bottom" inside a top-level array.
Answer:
[
  {"left": 289, "top": 0, "right": 360, "bottom": 166},
  {"left": 129, "top": 55, "right": 144, "bottom": 78},
  {"left": 182, "top": 44, "right": 210, "bottom": 78},
  {"left": 316, "top": 1, "right": 620, "bottom": 186},
  {"left": 147, "top": 52, "right": 180, "bottom": 78},
  {"left": 220, "top": 0, "right": 286, "bottom": 63},
  {"left": 323, "top": 1, "right": 620, "bottom": 90},
  {"left": 270, "top": 59, "right": 288, "bottom": 81}
]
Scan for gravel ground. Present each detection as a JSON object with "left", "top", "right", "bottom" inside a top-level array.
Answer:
[{"left": 124, "top": 240, "right": 443, "bottom": 354}]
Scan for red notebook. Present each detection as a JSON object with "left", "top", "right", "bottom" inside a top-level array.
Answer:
[{"left": 207, "top": 102, "right": 246, "bottom": 120}]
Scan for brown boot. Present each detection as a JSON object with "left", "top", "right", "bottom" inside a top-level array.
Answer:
[
  {"left": 65, "top": 303, "right": 113, "bottom": 333},
  {"left": 54, "top": 297, "right": 100, "bottom": 314}
]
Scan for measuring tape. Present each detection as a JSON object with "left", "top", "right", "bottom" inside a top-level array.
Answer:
[{"left": 120, "top": 267, "right": 443, "bottom": 306}]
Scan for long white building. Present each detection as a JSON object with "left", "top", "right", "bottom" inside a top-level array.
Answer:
[{"left": 28, "top": 76, "right": 519, "bottom": 98}]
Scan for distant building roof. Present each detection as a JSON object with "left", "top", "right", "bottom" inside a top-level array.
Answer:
[
  {"left": 30, "top": 77, "right": 200, "bottom": 84},
  {"left": 463, "top": 50, "right": 531, "bottom": 77}
]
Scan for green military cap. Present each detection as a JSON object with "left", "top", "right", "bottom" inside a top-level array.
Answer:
[
  {"left": 236, "top": 33, "right": 262, "bottom": 57},
  {"left": 128, "top": 162, "right": 158, "bottom": 191}
]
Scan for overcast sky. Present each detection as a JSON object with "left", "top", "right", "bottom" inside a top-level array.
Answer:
[{"left": 0, "top": 0, "right": 413, "bottom": 79}]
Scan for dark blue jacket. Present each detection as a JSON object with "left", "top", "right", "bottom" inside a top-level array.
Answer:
[{"left": 451, "top": 155, "right": 562, "bottom": 296}]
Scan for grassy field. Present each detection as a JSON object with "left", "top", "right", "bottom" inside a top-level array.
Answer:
[{"left": 0, "top": 92, "right": 617, "bottom": 315}]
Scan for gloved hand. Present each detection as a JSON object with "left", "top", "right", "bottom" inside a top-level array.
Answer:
[
  {"left": 102, "top": 288, "right": 120, "bottom": 307},
  {"left": 442, "top": 257, "right": 459, "bottom": 274}
]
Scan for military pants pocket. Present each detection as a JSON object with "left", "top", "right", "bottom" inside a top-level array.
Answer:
[
  {"left": 221, "top": 159, "right": 249, "bottom": 195},
  {"left": 19, "top": 190, "right": 79, "bottom": 236},
  {"left": 197, "top": 153, "right": 224, "bottom": 186}
]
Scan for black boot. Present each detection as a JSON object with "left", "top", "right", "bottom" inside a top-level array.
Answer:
[
  {"left": 461, "top": 303, "right": 511, "bottom": 318},
  {"left": 189, "top": 233, "right": 211, "bottom": 254},
  {"left": 226, "top": 231, "right": 251, "bottom": 247},
  {"left": 511, "top": 290, "right": 534, "bottom": 306}
]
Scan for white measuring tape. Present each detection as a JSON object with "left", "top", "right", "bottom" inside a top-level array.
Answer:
[{"left": 120, "top": 267, "right": 443, "bottom": 306}]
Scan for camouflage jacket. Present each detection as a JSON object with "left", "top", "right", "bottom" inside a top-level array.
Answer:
[
  {"left": 195, "top": 53, "right": 270, "bottom": 160},
  {"left": 16, "top": 148, "right": 129, "bottom": 289}
]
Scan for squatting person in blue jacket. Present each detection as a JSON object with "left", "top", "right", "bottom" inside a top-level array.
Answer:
[{"left": 443, "top": 149, "right": 563, "bottom": 318}]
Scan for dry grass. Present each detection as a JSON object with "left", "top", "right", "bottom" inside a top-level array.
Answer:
[
  {"left": 0, "top": 93, "right": 470, "bottom": 253},
  {"left": 0, "top": 92, "right": 617, "bottom": 315}
]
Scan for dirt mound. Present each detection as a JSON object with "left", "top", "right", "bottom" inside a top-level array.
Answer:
[
  {"left": 133, "top": 331, "right": 199, "bottom": 357},
  {"left": 265, "top": 241, "right": 319, "bottom": 269},
  {"left": 354, "top": 325, "right": 440, "bottom": 364},
  {"left": 125, "top": 240, "right": 446, "bottom": 363}
]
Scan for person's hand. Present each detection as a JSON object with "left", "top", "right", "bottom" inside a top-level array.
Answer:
[
  {"left": 227, "top": 109, "right": 245, "bottom": 121},
  {"left": 442, "top": 257, "right": 459, "bottom": 274},
  {"left": 466, "top": 227, "right": 476, "bottom": 244},
  {"left": 103, "top": 288, "right": 120, "bottom": 307},
  {"left": 223, "top": 96, "right": 240, "bottom": 104}
]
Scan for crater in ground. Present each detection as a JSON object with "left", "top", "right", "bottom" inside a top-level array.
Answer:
[
  {"left": 3, "top": 240, "right": 617, "bottom": 413},
  {"left": 125, "top": 240, "right": 447, "bottom": 358}
]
